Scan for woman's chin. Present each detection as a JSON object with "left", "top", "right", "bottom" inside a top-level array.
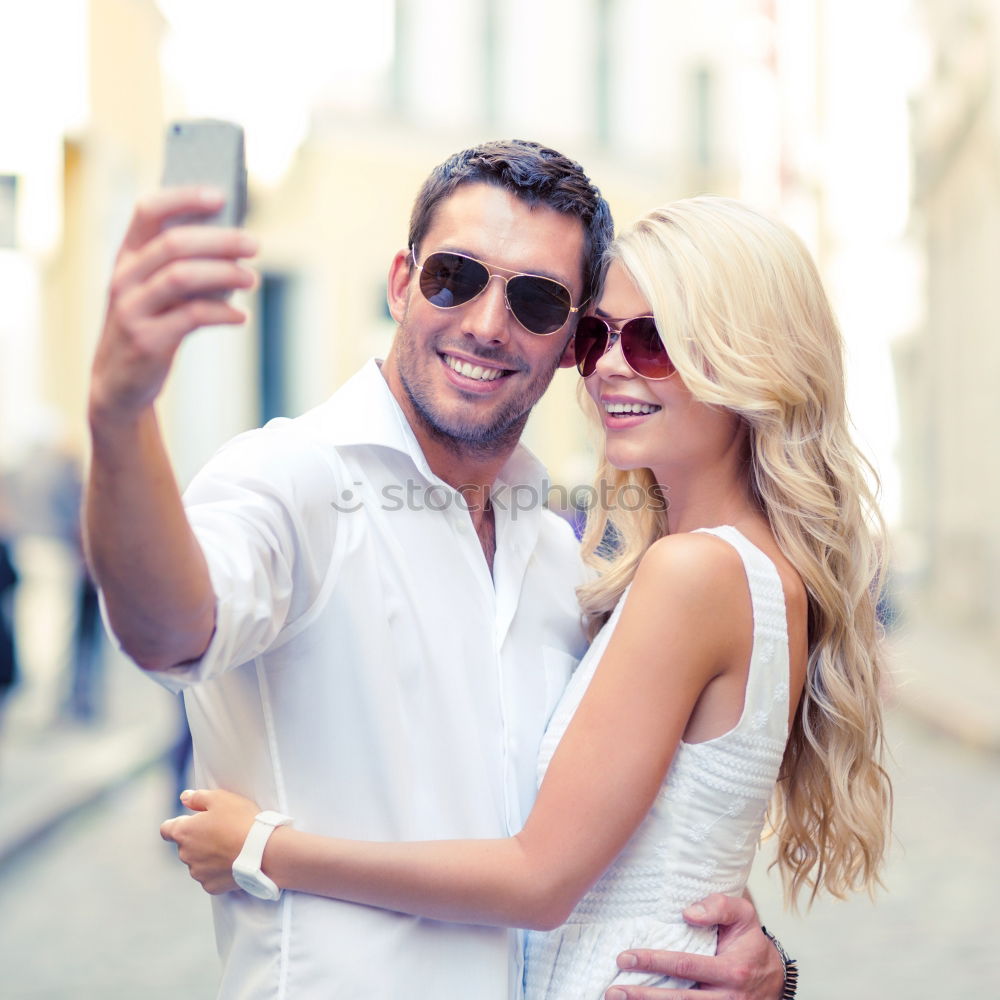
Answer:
[{"left": 604, "top": 447, "right": 648, "bottom": 473}]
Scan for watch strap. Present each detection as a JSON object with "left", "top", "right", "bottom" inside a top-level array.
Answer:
[{"left": 233, "top": 810, "right": 293, "bottom": 898}]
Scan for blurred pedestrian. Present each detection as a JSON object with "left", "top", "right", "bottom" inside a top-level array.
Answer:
[
  {"left": 0, "top": 514, "right": 19, "bottom": 720},
  {"left": 67, "top": 554, "right": 103, "bottom": 721},
  {"left": 7, "top": 431, "right": 105, "bottom": 723}
]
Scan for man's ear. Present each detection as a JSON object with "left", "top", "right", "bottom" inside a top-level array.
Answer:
[
  {"left": 386, "top": 249, "right": 413, "bottom": 325},
  {"left": 557, "top": 331, "right": 578, "bottom": 369}
]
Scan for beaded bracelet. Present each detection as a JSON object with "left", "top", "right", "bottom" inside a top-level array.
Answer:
[{"left": 761, "top": 926, "right": 798, "bottom": 999}]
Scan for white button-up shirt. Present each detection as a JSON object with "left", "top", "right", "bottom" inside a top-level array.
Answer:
[{"left": 154, "top": 360, "right": 587, "bottom": 999}]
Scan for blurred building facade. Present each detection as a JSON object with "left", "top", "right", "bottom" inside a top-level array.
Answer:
[
  {"left": 1, "top": 0, "right": 166, "bottom": 463},
  {"left": 164, "top": 0, "right": 843, "bottom": 489},
  {"left": 12, "top": 0, "right": 981, "bottom": 733},
  {"left": 896, "top": 0, "right": 1000, "bottom": 653},
  {"left": 164, "top": 0, "right": 786, "bottom": 488},
  {"left": 5, "top": 0, "right": 914, "bottom": 518},
  {"left": 0, "top": 1, "right": 167, "bottom": 721}
]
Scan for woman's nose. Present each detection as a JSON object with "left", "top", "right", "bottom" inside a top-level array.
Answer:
[{"left": 593, "top": 332, "right": 631, "bottom": 379}]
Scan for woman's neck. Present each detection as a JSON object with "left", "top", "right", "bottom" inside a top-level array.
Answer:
[{"left": 654, "top": 455, "right": 758, "bottom": 537}]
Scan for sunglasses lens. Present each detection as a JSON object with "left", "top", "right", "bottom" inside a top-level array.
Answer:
[
  {"left": 507, "top": 275, "right": 573, "bottom": 335},
  {"left": 417, "top": 251, "right": 574, "bottom": 334},
  {"left": 418, "top": 252, "right": 489, "bottom": 308},
  {"left": 574, "top": 316, "right": 609, "bottom": 377},
  {"left": 622, "top": 317, "right": 674, "bottom": 379}
]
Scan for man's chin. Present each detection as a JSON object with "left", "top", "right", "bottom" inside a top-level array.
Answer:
[
  {"left": 420, "top": 403, "right": 527, "bottom": 454},
  {"left": 398, "top": 362, "right": 530, "bottom": 455}
]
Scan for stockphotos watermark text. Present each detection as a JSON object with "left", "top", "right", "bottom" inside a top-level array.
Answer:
[{"left": 330, "top": 479, "right": 668, "bottom": 516}]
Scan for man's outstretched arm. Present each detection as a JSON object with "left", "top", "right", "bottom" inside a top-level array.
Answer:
[
  {"left": 608, "top": 893, "right": 789, "bottom": 1000},
  {"left": 85, "top": 187, "right": 257, "bottom": 670}
]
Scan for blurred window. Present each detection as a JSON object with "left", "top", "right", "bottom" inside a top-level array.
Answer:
[
  {"left": 259, "top": 272, "right": 291, "bottom": 423},
  {"left": 691, "top": 64, "right": 715, "bottom": 170},
  {"left": 595, "top": 0, "right": 612, "bottom": 147},
  {"left": 0, "top": 175, "right": 16, "bottom": 248}
]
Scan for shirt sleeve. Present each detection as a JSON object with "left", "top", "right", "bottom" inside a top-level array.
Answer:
[{"left": 152, "top": 419, "right": 342, "bottom": 691}]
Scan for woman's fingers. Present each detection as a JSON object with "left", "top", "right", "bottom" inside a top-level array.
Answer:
[
  {"left": 160, "top": 793, "right": 251, "bottom": 896},
  {"left": 179, "top": 788, "right": 212, "bottom": 811},
  {"left": 160, "top": 814, "right": 187, "bottom": 843}
]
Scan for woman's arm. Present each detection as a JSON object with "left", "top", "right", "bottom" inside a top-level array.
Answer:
[{"left": 163, "top": 533, "right": 749, "bottom": 930}]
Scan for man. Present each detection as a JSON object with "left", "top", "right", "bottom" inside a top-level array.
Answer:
[{"left": 87, "top": 140, "right": 789, "bottom": 999}]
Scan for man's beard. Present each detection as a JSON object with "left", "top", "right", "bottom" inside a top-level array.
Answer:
[
  {"left": 398, "top": 362, "right": 532, "bottom": 459},
  {"left": 395, "top": 334, "right": 563, "bottom": 460}
]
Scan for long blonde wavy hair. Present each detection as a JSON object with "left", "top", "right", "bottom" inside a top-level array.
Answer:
[{"left": 577, "top": 196, "right": 892, "bottom": 907}]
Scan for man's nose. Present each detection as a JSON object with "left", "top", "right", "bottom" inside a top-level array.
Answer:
[{"left": 460, "top": 275, "right": 513, "bottom": 346}]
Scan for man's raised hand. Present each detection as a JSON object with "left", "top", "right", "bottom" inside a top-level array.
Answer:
[{"left": 89, "top": 186, "right": 257, "bottom": 426}]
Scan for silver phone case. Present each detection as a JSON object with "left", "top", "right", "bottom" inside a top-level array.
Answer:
[{"left": 161, "top": 119, "right": 247, "bottom": 227}]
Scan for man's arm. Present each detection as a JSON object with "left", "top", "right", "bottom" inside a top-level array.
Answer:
[
  {"left": 85, "top": 187, "right": 257, "bottom": 670},
  {"left": 609, "top": 893, "right": 788, "bottom": 1000}
]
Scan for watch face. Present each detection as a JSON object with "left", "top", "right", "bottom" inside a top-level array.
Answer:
[{"left": 233, "top": 864, "right": 280, "bottom": 901}]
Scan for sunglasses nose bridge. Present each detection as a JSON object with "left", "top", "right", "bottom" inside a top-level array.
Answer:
[
  {"left": 460, "top": 271, "right": 513, "bottom": 343},
  {"left": 594, "top": 329, "right": 632, "bottom": 376},
  {"left": 480, "top": 271, "right": 513, "bottom": 311},
  {"left": 477, "top": 272, "right": 522, "bottom": 327},
  {"left": 484, "top": 270, "right": 510, "bottom": 294}
]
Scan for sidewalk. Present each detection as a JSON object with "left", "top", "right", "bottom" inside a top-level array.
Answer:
[{"left": 0, "top": 644, "right": 183, "bottom": 868}]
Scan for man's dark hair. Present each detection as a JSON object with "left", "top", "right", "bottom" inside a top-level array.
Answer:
[{"left": 408, "top": 139, "right": 613, "bottom": 307}]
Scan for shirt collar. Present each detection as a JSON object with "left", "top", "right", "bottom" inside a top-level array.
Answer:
[{"left": 314, "top": 359, "right": 550, "bottom": 495}]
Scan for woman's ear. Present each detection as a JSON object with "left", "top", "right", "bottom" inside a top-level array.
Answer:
[{"left": 386, "top": 249, "right": 413, "bottom": 324}]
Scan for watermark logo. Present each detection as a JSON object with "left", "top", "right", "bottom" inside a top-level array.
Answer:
[{"left": 330, "top": 479, "right": 668, "bottom": 517}]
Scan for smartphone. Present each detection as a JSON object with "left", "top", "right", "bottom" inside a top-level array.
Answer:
[{"left": 161, "top": 118, "right": 247, "bottom": 227}]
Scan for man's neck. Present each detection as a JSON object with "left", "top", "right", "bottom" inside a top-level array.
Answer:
[
  {"left": 379, "top": 359, "right": 514, "bottom": 570},
  {"left": 421, "top": 438, "right": 504, "bottom": 573}
]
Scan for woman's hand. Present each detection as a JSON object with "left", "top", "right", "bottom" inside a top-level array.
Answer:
[{"left": 160, "top": 788, "right": 260, "bottom": 894}]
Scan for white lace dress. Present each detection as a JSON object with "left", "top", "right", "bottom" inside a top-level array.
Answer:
[{"left": 523, "top": 526, "right": 791, "bottom": 998}]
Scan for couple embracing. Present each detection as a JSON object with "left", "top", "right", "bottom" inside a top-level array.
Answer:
[{"left": 87, "top": 139, "right": 889, "bottom": 999}]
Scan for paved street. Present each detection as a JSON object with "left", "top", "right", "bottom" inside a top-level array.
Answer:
[
  {"left": 746, "top": 707, "right": 1000, "bottom": 998},
  {"left": 1, "top": 705, "right": 997, "bottom": 999},
  {"left": 0, "top": 763, "right": 219, "bottom": 1000}
]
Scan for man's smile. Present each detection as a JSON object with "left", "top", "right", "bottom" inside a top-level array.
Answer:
[{"left": 440, "top": 351, "right": 518, "bottom": 388}]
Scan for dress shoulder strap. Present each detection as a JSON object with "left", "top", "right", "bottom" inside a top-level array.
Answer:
[{"left": 693, "top": 525, "right": 791, "bottom": 736}]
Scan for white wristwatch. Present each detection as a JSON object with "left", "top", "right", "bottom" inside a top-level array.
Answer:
[{"left": 232, "top": 810, "right": 294, "bottom": 900}]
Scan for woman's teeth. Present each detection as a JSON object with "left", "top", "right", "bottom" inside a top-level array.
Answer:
[{"left": 604, "top": 401, "right": 661, "bottom": 415}]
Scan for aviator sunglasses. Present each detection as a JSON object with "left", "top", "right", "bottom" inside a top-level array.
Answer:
[
  {"left": 574, "top": 315, "right": 676, "bottom": 380},
  {"left": 412, "top": 249, "right": 585, "bottom": 335}
]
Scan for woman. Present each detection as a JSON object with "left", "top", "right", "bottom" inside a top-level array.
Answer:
[{"left": 162, "top": 197, "right": 892, "bottom": 997}]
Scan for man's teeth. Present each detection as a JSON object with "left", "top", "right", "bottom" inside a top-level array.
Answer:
[
  {"left": 604, "top": 401, "right": 661, "bottom": 415},
  {"left": 446, "top": 356, "right": 505, "bottom": 381}
]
